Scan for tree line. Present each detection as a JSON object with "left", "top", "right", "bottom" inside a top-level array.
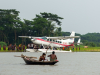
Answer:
[
  {"left": 0, "top": 9, "right": 63, "bottom": 45},
  {"left": 62, "top": 32, "right": 100, "bottom": 47}
]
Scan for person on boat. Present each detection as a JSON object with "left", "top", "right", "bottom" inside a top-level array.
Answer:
[
  {"left": 39, "top": 53, "right": 46, "bottom": 61},
  {"left": 48, "top": 51, "right": 57, "bottom": 61}
]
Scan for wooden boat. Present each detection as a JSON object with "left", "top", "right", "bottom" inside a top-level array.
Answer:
[{"left": 21, "top": 54, "right": 59, "bottom": 65}]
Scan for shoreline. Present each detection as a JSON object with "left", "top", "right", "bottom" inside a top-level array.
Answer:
[{"left": 0, "top": 47, "right": 100, "bottom": 52}]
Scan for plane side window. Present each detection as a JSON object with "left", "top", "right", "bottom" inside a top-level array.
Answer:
[
  {"left": 53, "top": 40, "right": 55, "bottom": 42},
  {"left": 50, "top": 39, "right": 52, "bottom": 41}
]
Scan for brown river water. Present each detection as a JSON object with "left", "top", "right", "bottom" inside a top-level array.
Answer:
[{"left": 0, "top": 52, "right": 100, "bottom": 75}]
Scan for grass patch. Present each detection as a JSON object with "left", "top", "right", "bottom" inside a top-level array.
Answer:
[
  {"left": 1, "top": 46, "right": 100, "bottom": 52},
  {"left": 70, "top": 47, "right": 100, "bottom": 52}
]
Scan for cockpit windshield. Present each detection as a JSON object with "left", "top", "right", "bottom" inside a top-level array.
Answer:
[{"left": 41, "top": 37, "right": 47, "bottom": 40}]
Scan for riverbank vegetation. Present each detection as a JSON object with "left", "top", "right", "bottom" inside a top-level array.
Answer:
[{"left": 1, "top": 47, "right": 100, "bottom": 52}]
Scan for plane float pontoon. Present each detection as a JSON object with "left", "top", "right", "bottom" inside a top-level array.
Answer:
[{"left": 26, "top": 49, "right": 72, "bottom": 52}]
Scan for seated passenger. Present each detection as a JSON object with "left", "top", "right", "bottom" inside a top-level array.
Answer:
[
  {"left": 39, "top": 53, "right": 46, "bottom": 61},
  {"left": 48, "top": 51, "right": 57, "bottom": 61}
]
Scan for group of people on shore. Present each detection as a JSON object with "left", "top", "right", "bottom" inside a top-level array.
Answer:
[
  {"left": 39, "top": 51, "right": 57, "bottom": 61},
  {"left": 0, "top": 43, "right": 39, "bottom": 51},
  {"left": 0, "top": 44, "right": 26, "bottom": 51},
  {"left": 7, "top": 44, "right": 26, "bottom": 51}
]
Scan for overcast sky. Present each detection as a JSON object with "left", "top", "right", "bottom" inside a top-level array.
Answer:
[{"left": 1, "top": 0, "right": 100, "bottom": 34}]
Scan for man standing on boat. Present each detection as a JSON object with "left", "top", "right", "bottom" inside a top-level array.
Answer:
[{"left": 48, "top": 51, "right": 57, "bottom": 61}]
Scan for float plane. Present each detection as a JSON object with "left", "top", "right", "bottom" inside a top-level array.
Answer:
[{"left": 19, "top": 31, "right": 82, "bottom": 52}]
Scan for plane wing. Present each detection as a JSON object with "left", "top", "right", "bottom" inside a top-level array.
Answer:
[
  {"left": 18, "top": 36, "right": 80, "bottom": 39},
  {"left": 46, "top": 36, "right": 80, "bottom": 39}
]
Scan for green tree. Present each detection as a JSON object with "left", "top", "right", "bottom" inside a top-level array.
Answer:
[
  {"left": 40, "top": 12, "right": 63, "bottom": 26},
  {"left": 32, "top": 12, "right": 63, "bottom": 36},
  {"left": 32, "top": 16, "right": 48, "bottom": 36},
  {"left": 89, "top": 42, "right": 96, "bottom": 47},
  {"left": 54, "top": 27, "right": 62, "bottom": 36},
  {"left": 0, "top": 9, "right": 20, "bottom": 44}
]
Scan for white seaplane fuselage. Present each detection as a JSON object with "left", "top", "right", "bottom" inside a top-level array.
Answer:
[{"left": 31, "top": 38, "right": 74, "bottom": 48}]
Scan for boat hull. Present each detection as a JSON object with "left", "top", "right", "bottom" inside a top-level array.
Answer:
[{"left": 23, "top": 57, "right": 58, "bottom": 65}]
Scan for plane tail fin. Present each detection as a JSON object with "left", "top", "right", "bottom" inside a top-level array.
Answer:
[
  {"left": 70, "top": 31, "right": 75, "bottom": 37},
  {"left": 77, "top": 38, "right": 83, "bottom": 45},
  {"left": 70, "top": 31, "right": 75, "bottom": 42}
]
